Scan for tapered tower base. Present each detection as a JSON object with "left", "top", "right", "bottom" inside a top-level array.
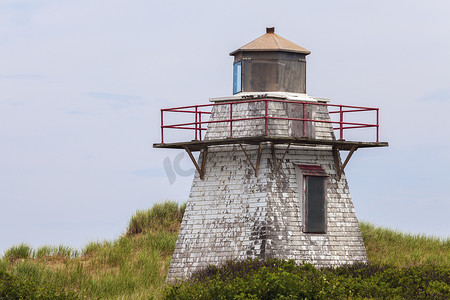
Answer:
[{"left": 167, "top": 145, "right": 368, "bottom": 281}]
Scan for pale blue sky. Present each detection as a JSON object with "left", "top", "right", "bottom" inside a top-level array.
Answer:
[{"left": 1, "top": 0, "right": 449, "bottom": 254}]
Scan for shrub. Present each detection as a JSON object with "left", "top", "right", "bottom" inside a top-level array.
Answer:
[
  {"left": 163, "top": 258, "right": 450, "bottom": 300},
  {"left": 0, "top": 268, "right": 79, "bottom": 299}
]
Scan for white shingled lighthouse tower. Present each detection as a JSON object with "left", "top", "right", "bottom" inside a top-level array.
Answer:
[{"left": 154, "top": 28, "right": 388, "bottom": 281}]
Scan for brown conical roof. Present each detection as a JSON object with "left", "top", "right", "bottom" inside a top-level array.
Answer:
[{"left": 230, "top": 27, "right": 311, "bottom": 55}]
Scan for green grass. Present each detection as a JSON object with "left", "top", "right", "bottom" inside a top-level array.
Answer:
[
  {"left": 1, "top": 202, "right": 448, "bottom": 299},
  {"left": 1, "top": 201, "right": 184, "bottom": 299},
  {"left": 360, "top": 221, "right": 449, "bottom": 267}
]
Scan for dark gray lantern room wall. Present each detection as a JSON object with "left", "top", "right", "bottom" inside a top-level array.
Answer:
[{"left": 233, "top": 51, "right": 307, "bottom": 94}]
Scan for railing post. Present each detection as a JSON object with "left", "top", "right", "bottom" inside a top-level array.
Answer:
[
  {"left": 265, "top": 99, "right": 268, "bottom": 135},
  {"left": 194, "top": 106, "right": 198, "bottom": 140},
  {"left": 376, "top": 108, "right": 379, "bottom": 142},
  {"left": 339, "top": 105, "right": 344, "bottom": 140},
  {"left": 230, "top": 103, "right": 233, "bottom": 138},
  {"left": 161, "top": 109, "right": 164, "bottom": 143},
  {"left": 302, "top": 102, "right": 306, "bottom": 137},
  {"left": 199, "top": 112, "right": 202, "bottom": 141}
]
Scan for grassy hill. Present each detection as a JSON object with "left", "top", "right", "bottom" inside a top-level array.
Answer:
[{"left": 1, "top": 201, "right": 449, "bottom": 299}]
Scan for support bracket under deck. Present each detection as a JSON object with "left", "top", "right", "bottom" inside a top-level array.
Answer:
[
  {"left": 183, "top": 146, "right": 208, "bottom": 180},
  {"left": 272, "top": 142, "right": 292, "bottom": 176},
  {"left": 333, "top": 145, "right": 357, "bottom": 180},
  {"left": 239, "top": 142, "right": 263, "bottom": 176}
]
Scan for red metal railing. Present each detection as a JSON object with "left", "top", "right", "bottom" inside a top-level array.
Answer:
[{"left": 159, "top": 99, "right": 380, "bottom": 143}]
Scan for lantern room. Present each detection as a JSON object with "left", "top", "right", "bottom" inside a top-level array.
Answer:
[{"left": 231, "top": 27, "right": 310, "bottom": 94}]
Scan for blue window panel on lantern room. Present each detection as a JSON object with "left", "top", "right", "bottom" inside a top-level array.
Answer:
[{"left": 233, "top": 61, "right": 242, "bottom": 94}]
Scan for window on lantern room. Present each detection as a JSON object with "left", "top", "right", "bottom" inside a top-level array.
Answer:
[
  {"left": 296, "top": 164, "right": 328, "bottom": 234},
  {"left": 233, "top": 61, "right": 242, "bottom": 94}
]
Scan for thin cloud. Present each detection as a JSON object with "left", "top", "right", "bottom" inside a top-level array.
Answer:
[
  {"left": 0, "top": 74, "right": 43, "bottom": 80},
  {"left": 84, "top": 92, "right": 142, "bottom": 109},
  {"left": 65, "top": 110, "right": 92, "bottom": 116},
  {"left": 85, "top": 92, "right": 140, "bottom": 101},
  {"left": 0, "top": 2, "right": 42, "bottom": 11},
  {"left": 132, "top": 168, "right": 164, "bottom": 178},
  {"left": 417, "top": 88, "right": 450, "bottom": 103},
  {"left": 8, "top": 102, "right": 25, "bottom": 107}
]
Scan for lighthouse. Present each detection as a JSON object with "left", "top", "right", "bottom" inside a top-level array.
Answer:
[{"left": 154, "top": 28, "right": 388, "bottom": 280}]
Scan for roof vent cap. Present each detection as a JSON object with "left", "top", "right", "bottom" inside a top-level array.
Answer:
[{"left": 266, "top": 27, "right": 275, "bottom": 34}]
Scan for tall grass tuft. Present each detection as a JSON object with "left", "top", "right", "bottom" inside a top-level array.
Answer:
[
  {"left": 3, "top": 243, "right": 32, "bottom": 262},
  {"left": 55, "top": 245, "right": 78, "bottom": 258},
  {"left": 126, "top": 201, "right": 185, "bottom": 235},
  {"left": 360, "top": 221, "right": 450, "bottom": 267},
  {"left": 82, "top": 240, "right": 104, "bottom": 256},
  {"left": 34, "top": 245, "right": 53, "bottom": 258}
]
